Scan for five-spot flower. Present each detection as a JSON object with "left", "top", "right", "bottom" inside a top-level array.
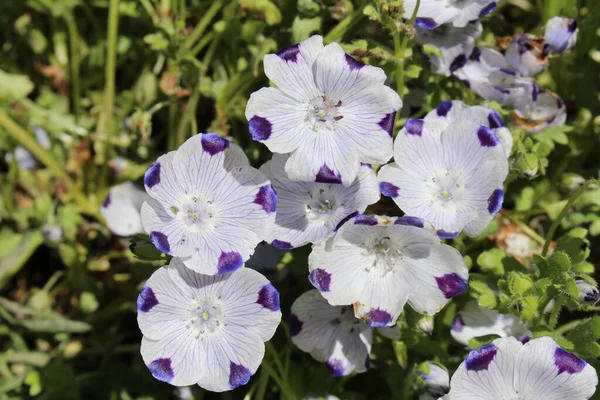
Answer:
[
  {"left": 101, "top": 182, "right": 150, "bottom": 236},
  {"left": 245, "top": 35, "right": 402, "bottom": 186},
  {"left": 448, "top": 336, "right": 598, "bottom": 399},
  {"left": 261, "top": 154, "right": 380, "bottom": 249},
  {"left": 505, "top": 33, "right": 549, "bottom": 76},
  {"left": 403, "top": 0, "right": 498, "bottom": 29},
  {"left": 545, "top": 16, "right": 578, "bottom": 54},
  {"left": 137, "top": 258, "right": 281, "bottom": 392},
  {"left": 308, "top": 214, "right": 468, "bottom": 327},
  {"left": 511, "top": 89, "right": 567, "bottom": 134},
  {"left": 141, "top": 133, "right": 276, "bottom": 275}
]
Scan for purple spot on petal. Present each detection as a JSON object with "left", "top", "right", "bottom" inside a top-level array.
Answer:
[
  {"left": 469, "top": 47, "right": 482, "bottom": 62},
  {"left": 148, "top": 358, "right": 174, "bottom": 382},
  {"left": 477, "top": 126, "right": 500, "bottom": 147},
  {"left": 520, "top": 335, "right": 531, "bottom": 344},
  {"left": 449, "top": 55, "right": 467, "bottom": 73},
  {"left": 437, "top": 230, "right": 459, "bottom": 239},
  {"left": 379, "top": 181, "right": 400, "bottom": 198},
  {"left": 435, "top": 273, "right": 467, "bottom": 298},
  {"left": 466, "top": 344, "right": 498, "bottom": 371},
  {"left": 102, "top": 193, "right": 111, "bottom": 208},
  {"left": 487, "top": 110, "right": 505, "bottom": 129},
  {"left": 493, "top": 85, "right": 510, "bottom": 94},
  {"left": 249, "top": 116, "right": 272, "bottom": 141},
  {"left": 217, "top": 251, "right": 243, "bottom": 273},
  {"left": 532, "top": 84, "right": 539, "bottom": 102},
  {"left": 365, "top": 355, "right": 371, "bottom": 370},
  {"left": 254, "top": 184, "right": 277, "bottom": 213},
  {"left": 451, "top": 315, "right": 464, "bottom": 332},
  {"left": 487, "top": 189, "right": 504, "bottom": 215},
  {"left": 405, "top": 118, "right": 424, "bottom": 136},
  {"left": 326, "top": 359, "right": 345, "bottom": 376},
  {"left": 229, "top": 362, "right": 252, "bottom": 389},
  {"left": 554, "top": 347, "right": 586, "bottom": 375},
  {"left": 309, "top": 268, "right": 331, "bottom": 292},
  {"left": 568, "top": 19, "right": 578, "bottom": 33},
  {"left": 150, "top": 231, "right": 170, "bottom": 254},
  {"left": 500, "top": 68, "right": 517, "bottom": 76},
  {"left": 345, "top": 54, "right": 365, "bottom": 71},
  {"left": 315, "top": 164, "right": 342, "bottom": 184},
  {"left": 366, "top": 308, "right": 392, "bottom": 327},
  {"left": 354, "top": 214, "right": 378, "bottom": 225},
  {"left": 276, "top": 44, "right": 300, "bottom": 62},
  {"left": 415, "top": 17, "right": 437, "bottom": 29},
  {"left": 144, "top": 162, "right": 161, "bottom": 189},
  {"left": 201, "top": 133, "right": 230, "bottom": 155},
  {"left": 378, "top": 111, "right": 397, "bottom": 137},
  {"left": 334, "top": 211, "right": 358, "bottom": 232},
  {"left": 478, "top": 2, "right": 497, "bottom": 17},
  {"left": 137, "top": 286, "right": 159, "bottom": 312},
  {"left": 289, "top": 313, "right": 303, "bottom": 337},
  {"left": 436, "top": 100, "right": 453, "bottom": 117},
  {"left": 395, "top": 216, "right": 424, "bottom": 228},
  {"left": 272, "top": 239, "right": 293, "bottom": 249},
  {"left": 257, "top": 284, "right": 280, "bottom": 311}
]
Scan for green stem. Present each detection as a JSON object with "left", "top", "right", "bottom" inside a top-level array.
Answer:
[
  {"left": 266, "top": 341, "right": 286, "bottom": 379},
  {"left": 394, "top": 0, "right": 420, "bottom": 126},
  {"left": 175, "top": 91, "right": 200, "bottom": 145},
  {"left": 548, "top": 295, "right": 564, "bottom": 329},
  {"left": 260, "top": 359, "right": 296, "bottom": 400},
  {"left": 324, "top": 10, "right": 364, "bottom": 43},
  {"left": 505, "top": 214, "right": 545, "bottom": 245},
  {"left": 0, "top": 111, "right": 96, "bottom": 217},
  {"left": 255, "top": 366, "right": 270, "bottom": 400},
  {"left": 184, "top": 0, "right": 223, "bottom": 49},
  {"left": 191, "top": 32, "right": 214, "bottom": 56},
  {"left": 64, "top": 12, "right": 82, "bottom": 120},
  {"left": 542, "top": 179, "right": 598, "bottom": 256},
  {"left": 556, "top": 319, "right": 584, "bottom": 335}
]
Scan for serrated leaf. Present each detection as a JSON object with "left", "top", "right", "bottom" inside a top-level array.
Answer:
[
  {"left": 469, "top": 281, "right": 497, "bottom": 308},
  {"left": 548, "top": 251, "right": 571, "bottom": 272}
]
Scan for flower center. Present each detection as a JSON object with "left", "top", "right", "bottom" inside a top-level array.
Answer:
[
  {"left": 365, "top": 235, "right": 403, "bottom": 275},
  {"left": 330, "top": 306, "right": 363, "bottom": 333},
  {"left": 305, "top": 187, "right": 339, "bottom": 222},
  {"left": 307, "top": 95, "right": 343, "bottom": 130},
  {"left": 425, "top": 170, "right": 466, "bottom": 209},
  {"left": 186, "top": 298, "right": 224, "bottom": 339},
  {"left": 178, "top": 196, "right": 216, "bottom": 230}
]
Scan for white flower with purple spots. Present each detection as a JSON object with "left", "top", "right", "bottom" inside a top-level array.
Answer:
[
  {"left": 448, "top": 336, "right": 598, "bottom": 399},
  {"left": 101, "top": 182, "right": 150, "bottom": 236},
  {"left": 576, "top": 280, "right": 600, "bottom": 306},
  {"left": 545, "top": 17, "right": 578, "bottom": 54},
  {"left": 260, "top": 154, "right": 380, "bottom": 249},
  {"left": 418, "top": 363, "right": 450, "bottom": 397},
  {"left": 289, "top": 290, "right": 372, "bottom": 376},
  {"left": 137, "top": 258, "right": 281, "bottom": 392},
  {"left": 308, "top": 215, "right": 468, "bottom": 327},
  {"left": 423, "top": 100, "right": 513, "bottom": 157},
  {"left": 450, "top": 301, "right": 528, "bottom": 346},
  {"left": 403, "top": 0, "right": 498, "bottom": 29},
  {"left": 416, "top": 22, "right": 482, "bottom": 76},
  {"left": 378, "top": 109, "right": 509, "bottom": 238},
  {"left": 511, "top": 89, "right": 567, "bottom": 134},
  {"left": 505, "top": 33, "right": 549, "bottom": 76},
  {"left": 141, "top": 133, "right": 276, "bottom": 275},
  {"left": 245, "top": 35, "right": 402, "bottom": 186}
]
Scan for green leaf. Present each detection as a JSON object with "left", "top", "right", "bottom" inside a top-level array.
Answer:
[
  {"left": 468, "top": 334, "right": 500, "bottom": 349},
  {"left": 292, "top": 16, "right": 322, "bottom": 42},
  {"left": 0, "top": 230, "right": 44, "bottom": 289},
  {"left": 520, "top": 295, "right": 538, "bottom": 320},
  {"left": 241, "top": 0, "right": 282, "bottom": 25},
  {"left": 129, "top": 235, "right": 167, "bottom": 261},
  {"left": 393, "top": 341, "right": 408, "bottom": 369},
  {"left": 566, "top": 317, "right": 600, "bottom": 357},
  {"left": 20, "top": 316, "right": 91, "bottom": 333},
  {"left": 144, "top": 33, "right": 169, "bottom": 51},
  {"left": 508, "top": 272, "right": 533, "bottom": 295},
  {"left": 548, "top": 251, "right": 571, "bottom": 272},
  {"left": 0, "top": 69, "right": 34, "bottom": 102},
  {"left": 469, "top": 281, "right": 497, "bottom": 308},
  {"left": 476, "top": 248, "right": 506, "bottom": 276}
]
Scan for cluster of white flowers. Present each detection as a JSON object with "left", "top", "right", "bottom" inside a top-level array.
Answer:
[{"left": 122, "top": 27, "right": 597, "bottom": 397}]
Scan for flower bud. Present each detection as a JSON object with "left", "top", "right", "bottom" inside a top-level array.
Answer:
[
  {"left": 576, "top": 280, "right": 600, "bottom": 306},
  {"left": 418, "top": 363, "right": 450, "bottom": 396},
  {"left": 545, "top": 17, "right": 578, "bottom": 54}
]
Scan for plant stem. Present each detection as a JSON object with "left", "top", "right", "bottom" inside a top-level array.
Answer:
[
  {"left": 556, "top": 319, "right": 584, "bottom": 335},
  {"left": 191, "top": 32, "right": 214, "bottom": 56},
  {"left": 175, "top": 91, "right": 200, "bottom": 145},
  {"left": 266, "top": 342, "right": 286, "bottom": 379},
  {"left": 255, "top": 366, "right": 270, "bottom": 400},
  {"left": 184, "top": 0, "right": 223, "bottom": 49},
  {"left": 324, "top": 10, "right": 364, "bottom": 43},
  {"left": 505, "top": 214, "right": 545, "bottom": 245},
  {"left": 64, "top": 12, "right": 82, "bottom": 120},
  {"left": 260, "top": 359, "right": 296, "bottom": 400},
  {"left": 541, "top": 179, "right": 598, "bottom": 256},
  {"left": 0, "top": 111, "right": 96, "bottom": 217},
  {"left": 394, "top": 0, "right": 420, "bottom": 126},
  {"left": 548, "top": 295, "right": 564, "bottom": 329}
]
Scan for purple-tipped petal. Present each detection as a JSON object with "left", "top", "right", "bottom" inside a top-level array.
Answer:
[
  {"left": 451, "top": 315, "right": 464, "bottom": 332},
  {"left": 478, "top": 2, "right": 497, "bottom": 17},
  {"left": 415, "top": 17, "right": 437, "bottom": 29},
  {"left": 137, "top": 286, "right": 159, "bottom": 312},
  {"left": 345, "top": 54, "right": 365, "bottom": 70},
  {"left": 102, "top": 193, "right": 111, "bottom": 208},
  {"left": 326, "top": 359, "right": 345, "bottom": 376},
  {"left": 289, "top": 313, "right": 303, "bottom": 337},
  {"left": 201, "top": 133, "right": 230, "bottom": 155},
  {"left": 380, "top": 182, "right": 400, "bottom": 198},
  {"left": 144, "top": 162, "right": 161, "bottom": 188},
  {"left": 148, "top": 358, "right": 174, "bottom": 382},
  {"left": 520, "top": 335, "right": 531, "bottom": 344},
  {"left": 378, "top": 111, "right": 397, "bottom": 137},
  {"left": 435, "top": 273, "right": 467, "bottom": 299},
  {"left": 309, "top": 268, "right": 331, "bottom": 292},
  {"left": 271, "top": 239, "right": 294, "bottom": 249},
  {"left": 257, "top": 284, "right": 280, "bottom": 311},
  {"left": 395, "top": 216, "right": 424, "bottom": 228},
  {"left": 437, "top": 230, "right": 459, "bottom": 239},
  {"left": 477, "top": 126, "right": 500, "bottom": 147},
  {"left": 315, "top": 164, "right": 342, "bottom": 184},
  {"left": 469, "top": 47, "right": 482, "bottom": 62},
  {"left": 436, "top": 100, "right": 453, "bottom": 117},
  {"left": 217, "top": 251, "right": 243, "bottom": 273},
  {"left": 276, "top": 44, "right": 300, "bottom": 62},
  {"left": 334, "top": 211, "right": 358, "bottom": 232},
  {"left": 465, "top": 344, "right": 498, "bottom": 371},
  {"left": 229, "top": 362, "right": 252, "bottom": 389},
  {"left": 487, "top": 110, "right": 505, "bottom": 128},
  {"left": 449, "top": 55, "right": 467, "bottom": 73},
  {"left": 254, "top": 184, "right": 277, "bottom": 213},
  {"left": 487, "top": 189, "right": 504, "bottom": 215},
  {"left": 366, "top": 308, "right": 393, "bottom": 327},
  {"left": 249, "top": 116, "right": 272, "bottom": 141},
  {"left": 150, "top": 231, "right": 170, "bottom": 254},
  {"left": 405, "top": 119, "right": 424, "bottom": 136},
  {"left": 354, "top": 214, "right": 378, "bottom": 225},
  {"left": 554, "top": 347, "right": 586, "bottom": 375}
]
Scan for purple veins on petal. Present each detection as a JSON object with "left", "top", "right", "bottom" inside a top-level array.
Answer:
[
  {"left": 289, "top": 313, "right": 303, "bottom": 337},
  {"left": 437, "top": 229, "right": 459, "bottom": 239},
  {"left": 366, "top": 308, "right": 392, "bottom": 327},
  {"left": 487, "top": 189, "right": 504, "bottom": 215},
  {"left": 436, "top": 100, "right": 453, "bottom": 117},
  {"left": 102, "top": 193, "right": 111, "bottom": 208},
  {"left": 137, "top": 286, "right": 159, "bottom": 312},
  {"left": 478, "top": 2, "right": 497, "bottom": 17},
  {"left": 435, "top": 273, "right": 468, "bottom": 299},
  {"left": 378, "top": 111, "right": 397, "bottom": 137},
  {"left": 395, "top": 216, "right": 424, "bottom": 228},
  {"left": 276, "top": 43, "right": 300, "bottom": 62},
  {"left": 334, "top": 211, "right": 358, "bottom": 232},
  {"left": 144, "top": 161, "right": 161, "bottom": 188},
  {"left": 257, "top": 284, "right": 280, "bottom": 311},
  {"left": 477, "top": 126, "right": 500, "bottom": 147},
  {"left": 345, "top": 54, "right": 365, "bottom": 71},
  {"left": 229, "top": 362, "right": 252, "bottom": 389},
  {"left": 449, "top": 55, "right": 467, "bottom": 73},
  {"left": 254, "top": 184, "right": 277, "bottom": 213},
  {"left": 469, "top": 47, "right": 482, "bottom": 61},
  {"left": 315, "top": 164, "right": 342, "bottom": 184},
  {"left": 487, "top": 110, "right": 505, "bottom": 128},
  {"left": 354, "top": 214, "right": 378, "bottom": 225},
  {"left": 201, "top": 133, "right": 230, "bottom": 155},
  {"left": 451, "top": 315, "right": 465, "bottom": 332},
  {"left": 465, "top": 344, "right": 498, "bottom": 371},
  {"left": 379, "top": 181, "right": 400, "bottom": 198},
  {"left": 249, "top": 116, "right": 272, "bottom": 141},
  {"left": 326, "top": 359, "right": 345, "bottom": 376},
  {"left": 217, "top": 251, "right": 244, "bottom": 273},
  {"left": 309, "top": 268, "right": 331, "bottom": 292},
  {"left": 148, "top": 358, "right": 174, "bottom": 382},
  {"left": 150, "top": 231, "right": 170, "bottom": 254},
  {"left": 272, "top": 239, "right": 294, "bottom": 249},
  {"left": 554, "top": 347, "right": 586, "bottom": 375},
  {"left": 415, "top": 17, "right": 437, "bottom": 29},
  {"left": 405, "top": 118, "right": 424, "bottom": 136}
]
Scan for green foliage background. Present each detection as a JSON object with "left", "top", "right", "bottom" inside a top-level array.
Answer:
[{"left": 0, "top": 0, "right": 599, "bottom": 399}]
